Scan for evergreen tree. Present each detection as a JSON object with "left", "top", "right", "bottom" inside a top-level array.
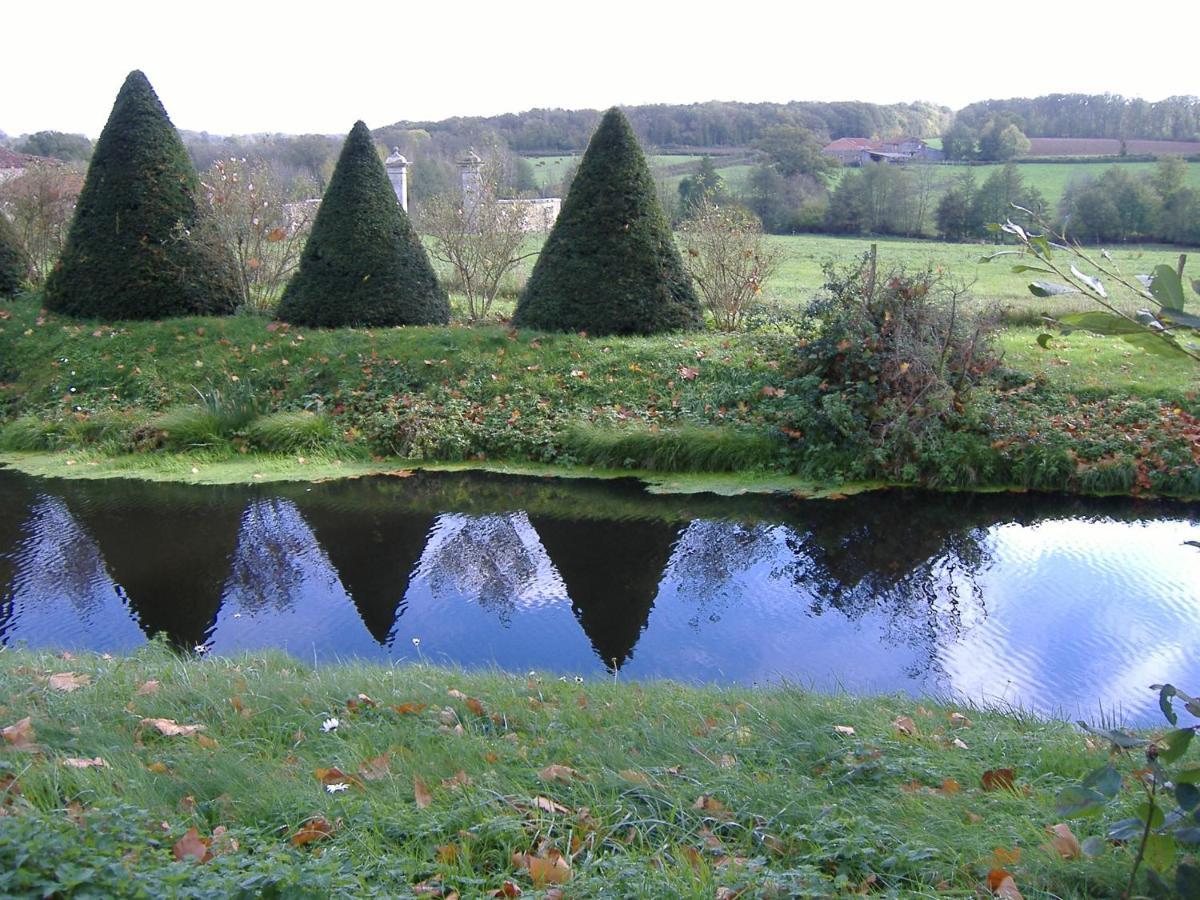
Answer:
[
  {"left": 276, "top": 121, "right": 448, "bottom": 328},
  {"left": 514, "top": 108, "right": 700, "bottom": 335},
  {"left": 44, "top": 70, "right": 239, "bottom": 319},
  {"left": 0, "top": 213, "right": 31, "bottom": 297}
]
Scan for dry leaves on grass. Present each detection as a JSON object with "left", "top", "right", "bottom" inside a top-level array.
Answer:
[
  {"left": 1, "top": 717, "right": 36, "bottom": 750},
  {"left": 62, "top": 757, "right": 109, "bottom": 769},
  {"left": 141, "top": 718, "right": 206, "bottom": 737},
  {"left": 986, "top": 868, "right": 1024, "bottom": 898},
  {"left": 391, "top": 701, "right": 426, "bottom": 715},
  {"left": 358, "top": 752, "right": 391, "bottom": 781},
  {"left": 982, "top": 768, "right": 1017, "bottom": 792},
  {"left": 173, "top": 827, "right": 213, "bottom": 863},
  {"left": 892, "top": 715, "right": 919, "bottom": 737},
  {"left": 48, "top": 672, "right": 90, "bottom": 692},
  {"left": 414, "top": 775, "right": 433, "bottom": 808},
  {"left": 538, "top": 764, "right": 582, "bottom": 784},
  {"left": 1043, "top": 823, "right": 1082, "bottom": 859},
  {"left": 315, "top": 767, "right": 364, "bottom": 792},
  {"left": 292, "top": 816, "right": 333, "bottom": 847},
  {"left": 511, "top": 848, "right": 572, "bottom": 886},
  {"left": 135, "top": 680, "right": 160, "bottom": 696}
]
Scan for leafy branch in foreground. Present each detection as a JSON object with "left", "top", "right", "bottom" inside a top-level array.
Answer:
[
  {"left": 1057, "top": 684, "right": 1200, "bottom": 897},
  {"left": 981, "top": 209, "right": 1200, "bottom": 363}
]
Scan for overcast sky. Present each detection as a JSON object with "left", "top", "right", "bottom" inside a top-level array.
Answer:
[{"left": 6, "top": 0, "right": 1197, "bottom": 138}]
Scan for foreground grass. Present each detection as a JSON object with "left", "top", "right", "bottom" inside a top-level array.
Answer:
[{"left": 0, "top": 647, "right": 1154, "bottom": 897}]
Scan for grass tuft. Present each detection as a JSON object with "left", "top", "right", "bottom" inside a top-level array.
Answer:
[
  {"left": 246, "top": 410, "right": 337, "bottom": 453},
  {"left": 565, "top": 424, "right": 782, "bottom": 473}
]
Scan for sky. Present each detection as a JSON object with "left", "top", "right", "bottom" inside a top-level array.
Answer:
[{"left": 5, "top": 0, "right": 1198, "bottom": 138}]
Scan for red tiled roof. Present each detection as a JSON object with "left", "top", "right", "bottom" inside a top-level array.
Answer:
[{"left": 823, "top": 138, "right": 873, "bottom": 152}]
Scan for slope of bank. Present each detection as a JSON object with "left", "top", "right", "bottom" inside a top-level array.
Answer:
[{"left": 1, "top": 294, "right": 1197, "bottom": 498}]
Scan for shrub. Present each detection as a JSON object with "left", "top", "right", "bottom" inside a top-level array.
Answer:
[
  {"left": 44, "top": 70, "right": 240, "bottom": 319},
  {"left": 783, "top": 252, "right": 999, "bottom": 479},
  {"left": 0, "top": 164, "right": 83, "bottom": 285},
  {"left": 513, "top": 107, "right": 701, "bottom": 335},
  {"left": 0, "top": 210, "right": 31, "bottom": 297},
  {"left": 276, "top": 121, "right": 448, "bottom": 327}
]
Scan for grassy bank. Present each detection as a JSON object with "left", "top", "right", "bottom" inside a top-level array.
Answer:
[
  {"left": 1, "top": 288, "right": 1198, "bottom": 498},
  {"left": 0, "top": 647, "right": 1164, "bottom": 897}
]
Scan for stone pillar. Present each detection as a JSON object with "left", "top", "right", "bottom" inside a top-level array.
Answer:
[
  {"left": 385, "top": 148, "right": 409, "bottom": 212},
  {"left": 458, "top": 149, "right": 483, "bottom": 215}
]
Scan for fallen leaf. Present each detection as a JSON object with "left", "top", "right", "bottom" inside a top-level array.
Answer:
[
  {"left": 952, "top": 737, "right": 969, "bottom": 750},
  {"left": 173, "top": 827, "right": 213, "bottom": 863},
  {"left": 442, "top": 770, "right": 472, "bottom": 789},
  {"left": 993, "top": 847, "right": 1022, "bottom": 867},
  {"left": 1043, "top": 823, "right": 1082, "bottom": 859},
  {"left": 949, "top": 712, "right": 972, "bottom": 728},
  {"left": 414, "top": 775, "right": 433, "bottom": 808},
  {"left": 447, "top": 689, "right": 469, "bottom": 701},
  {"left": 1, "top": 717, "right": 35, "bottom": 749},
  {"left": 982, "top": 768, "right": 1016, "bottom": 792},
  {"left": 292, "top": 816, "right": 333, "bottom": 846},
  {"left": 141, "top": 718, "right": 205, "bottom": 737},
  {"left": 466, "top": 697, "right": 485, "bottom": 716},
  {"left": 391, "top": 702, "right": 426, "bottom": 715},
  {"left": 693, "top": 794, "right": 728, "bottom": 814},
  {"left": 488, "top": 881, "right": 522, "bottom": 897},
  {"left": 717, "top": 754, "right": 737, "bottom": 768},
  {"left": 315, "top": 767, "right": 363, "bottom": 791},
  {"left": 62, "top": 757, "right": 109, "bottom": 769},
  {"left": 531, "top": 796, "right": 571, "bottom": 815},
  {"left": 513, "top": 848, "right": 572, "bottom": 886},
  {"left": 833, "top": 725, "right": 856, "bottom": 736},
  {"left": 893, "top": 715, "right": 918, "bottom": 737},
  {"left": 135, "top": 680, "right": 161, "bottom": 696},
  {"left": 986, "top": 869, "right": 1024, "bottom": 898},
  {"left": 196, "top": 734, "right": 219, "bottom": 750},
  {"left": 538, "top": 764, "right": 581, "bottom": 783},
  {"left": 146, "top": 761, "right": 170, "bottom": 774},
  {"left": 210, "top": 825, "right": 238, "bottom": 856},
  {"left": 358, "top": 752, "right": 391, "bottom": 781},
  {"left": 48, "top": 672, "right": 90, "bottom": 692}
]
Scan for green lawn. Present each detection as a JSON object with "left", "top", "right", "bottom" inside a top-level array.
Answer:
[{"left": 0, "top": 646, "right": 1170, "bottom": 898}]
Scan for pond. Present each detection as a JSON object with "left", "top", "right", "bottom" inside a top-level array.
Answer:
[{"left": 1, "top": 467, "right": 1197, "bottom": 725}]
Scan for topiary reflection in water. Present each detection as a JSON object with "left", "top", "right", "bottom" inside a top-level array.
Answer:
[{"left": 0, "top": 468, "right": 1196, "bottom": 722}]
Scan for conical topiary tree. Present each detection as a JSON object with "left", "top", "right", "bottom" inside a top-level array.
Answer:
[
  {"left": 44, "top": 70, "right": 239, "bottom": 319},
  {"left": 514, "top": 107, "right": 701, "bottom": 335},
  {"left": 0, "top": 213, "right": 31, "bottom": 297},
  {"left": 275, "top": 121, "right": 448, "bottom": 327}
]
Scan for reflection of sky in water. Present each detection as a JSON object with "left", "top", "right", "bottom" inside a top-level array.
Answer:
[
  {"left": 938, "top": 519, "right": 1200, "bottom": 723},
  {"left": 2, "top": 496, "right": 144, "bottom": 652},
  {"left": 2, "top": 474, "right": 1198, "bottom": 726}
]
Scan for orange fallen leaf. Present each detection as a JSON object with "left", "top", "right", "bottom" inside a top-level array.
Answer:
[
  {"left": 938, "top": 778, "right": 961, "bottom": 795},
  {"left": 949, "top": 712, "right": 972, "bottom": 728},
  {"left": 442, "top": 770, "right": 472, "bottom": 789},
  {"left": 414, "top": 775, "right": 433, "bottom": 808},
  {"left": 893, "top": 715, "right": 919, "bottom": 737},
  {"left": 48, "top": 672, "right": 90, "bottom": 692},
  {"left": 358, "top": 752, "right": 391, "bottom": 781},
  {"left": 2, "top": 717, "right": 36, "bottom": 749},
  {"left": 292, "top": 816, "right": 333, "bottom": 846},
  {"left": 173, "top": 827, "right": 213, "bottom": 863},
  {"left": 141, "top": 718, "right": 206, "bottom": 737},
  {"left": 986, "top": 869, "right": 1024, "bottom": 898},
  {"left": 135, "top": 680, "right": 160, "bottom": 696},
  {"left": 392, "top": 702, "right": 426, "bottom": 715},
  {"left": 538, "top": 764, "right": 581, "bottom": 783},
  {"left": 146, "top": 761, "right": 170, "bottom": 774},
  {"left": 315, "top": 767, "right": 363, "bottom": 791},
  {"left": 62, "top": 757, "right": 109, "bottom": 769},
  {"left": 693, "top": 794, "right": 728, "bottom": 814},
  {"left": 488, "top": 881, "right": 522, "bottom": 897},
  {"left": 512, "top": 848, "right": 572, "bottom": 886},
  {"left": 466, "top": 697, "right": 485, "bottom": 716},
  {"left": 1043, "top": 823, "right": 1082, "bottom": 859},
  {"left": 993, "top": 847, "right": 1022, "bottom": 866},
  {"left": 982, "top": 768, "right": 1016, "bottom": 792},
  {"left": 530, "top": 796, "right": 571, "bottom": 815}
]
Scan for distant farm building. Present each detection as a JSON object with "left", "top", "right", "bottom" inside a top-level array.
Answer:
[{"left": 822, "top": 136, "right": 944, "bottom": 165}]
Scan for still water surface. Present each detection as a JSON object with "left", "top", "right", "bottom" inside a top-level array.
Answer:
[{"left": 1, "top": 467, "right": 1197, "bottom": 724}]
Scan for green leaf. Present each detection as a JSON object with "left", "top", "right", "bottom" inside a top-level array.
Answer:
[
  {"left": 1158, "top": 728, "right": 1195, "bottom": 764},
  {"left": 1176, "top": 864, "right": 1200, "bottom": 900},
  {"left": 1030, "top": 280, "right": 1078, "bottom": 298},
  {"left": 1137, "top": 801, "right": 1166, "bottom": 829},
  {"left": 980, "top": 250, "right": 1021, "bottom": 262},
  {"left": 1055, "top": 784, "right": 1108, "bottom": 818},
  {"left": 1058, "top": 312, "right": 1144, "bottom": 335},
  {"left": 1082, "top": 764, "right": 1123, "bottom": 799},
  {"left": 1028, "top": 235, "right": 1053, "bottom": 260},
  {"left": 1011, "top": 264, "right": 1056, "bottom": 275},
  {"left": 1071, "top": 264, "right": 1107, "bottom": 298},
  {"left": 1077, "top": 721, "right": 1148, "bottom": 749},
  {"left": 1144, "top": 832, "right": 1176, "bottom": 874},
  {"left": 1036, "top": 333, "right": 1053, "bottom": 349},
  {"left": 1178, "top": 782, "right": 1200, "bottom": 812},
  {"left": 1108, "top": 817, "right": 1145, "bottom": 841},
  {"left": 1176, "top": 766, "right": 1200, "bottom": 784},
  {"left": 1150, "top": 264, "right": 1186, "bottom": 311},
  {"left": 1158, "top": 684, "right": 1180, "bottom": 726},
  {"left": 1119, "top": 331, "right": 1190, "bottom": 359},
  {"left": 1161, "top": 308, "right": 1200, "bottom": 329}
]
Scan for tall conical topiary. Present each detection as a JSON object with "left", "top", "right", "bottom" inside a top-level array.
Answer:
[
  {"left": 0, "top": 213, "right": 31, "bottom": 297},
  {"left": 276, "top": 121, "right": 448, "bottom": 327},
  {"left": 514, "top": 107, "right": 701, "bottom": 335},
  {"left": 44, "top": 70, "right": 239, "bottom": 319}
]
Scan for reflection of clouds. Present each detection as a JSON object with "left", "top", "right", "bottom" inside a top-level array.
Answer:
[
  {"left": 225, "top": 499, "right": 337, "bottom": 612},
  {"left": 415, "top": 513, "right": 566, "bottom": 623},
  {"left": 938, "top": 519, "right": 1200, "bottom": 722},
  {"left": 4, "top": 496, "right": 144, "bottom": 650},
  {"left": 664, "top": 521, "right": 789, "bottom": 625}
]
